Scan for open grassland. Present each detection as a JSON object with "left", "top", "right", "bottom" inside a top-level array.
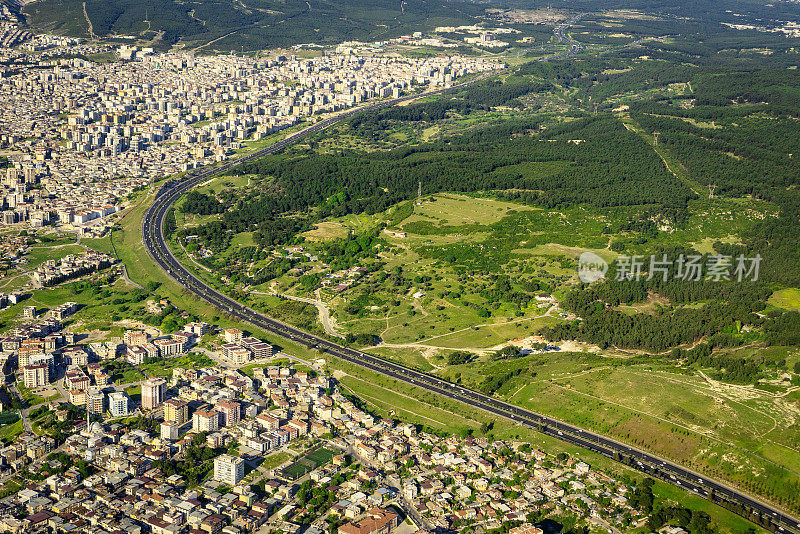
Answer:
[
  {"left": 316, "top": 191, "right": 773, "bottom": 353},
  {"left": 81, "top": 235, "right": 115, "bottom": 255},
  {"left": 769, "top": 288, "right": 800, "bottom": 311},
  {"left": 182, "top": 188, "right": 781, "bottom": 365},
  {"left": 25, "top": 243, "right": 84, "bottom": 269},
  {"left": 0, "top": 275, "right": 149, "bottom": 337},
  {"left": 139, "top": 352, "right": 216, "bottom": 378},
  {"left": 364, "top": 346, "right": 436, "bottom": 371},
  {"left": 400, "top": 193, "right": 539, "bottom": 228},
  {"left": 260, "top": 451, "right": 293, "bottom": 471},
  {"left": 0, "top": 420, "right": 23, "bottom": 445}
]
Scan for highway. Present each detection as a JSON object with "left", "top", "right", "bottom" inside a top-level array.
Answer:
[
  {"left": 142, "top": 78, "right": 800, "bottom": 534},
  {"left": 544, "top": 14, "right": 583, "bottom": 61}
]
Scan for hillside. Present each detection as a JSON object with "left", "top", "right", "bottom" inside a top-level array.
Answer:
[{"left": 22, "top": 0, "right": 482, "bottom": 51}]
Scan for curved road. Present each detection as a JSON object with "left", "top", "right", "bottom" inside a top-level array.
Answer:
[
  {"left": 546, "top": 13, "right": 584, "bottom": 61},
  {"left": 142, "top": 80, "right": 800, "bottom": 533}
]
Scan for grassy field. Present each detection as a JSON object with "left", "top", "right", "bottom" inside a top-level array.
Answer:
[
  {"left": 125, "top": 385, "right": 141, "bottom": 403},
  {"left": 282, "top": 446, "right": 336, "bottom": 479},
  {"left": 255, "top": 191, "right": 776, "bottom": 357},
  {"left": 16, "top": 382, "right": 56, "bottom": 406},
  {"left": 365, "top": 346, "right": 435, "bottom": 371},
  {"left": 139, "top": 352, "right": 215, "bottom": 378},
  {"left": 82, "top": 235, "right": 115, "bottom": 255},
  {"left": 0, "top": 274, "right": 147, "bottom": 338},
  {"left": 25, "top": 243, "right": 84, "bottom": 268},
  {"left": 106, "top": 360, "right": 145, "bottom": 384},
  {"left": 0, "top": 416, "right": 23, "bottom": 445},
  {"left": 769, "top": 288, "right": 800, "bottom": 311},
  {"left": 259, "top": 451, "right": 292, "bottom": 471}
]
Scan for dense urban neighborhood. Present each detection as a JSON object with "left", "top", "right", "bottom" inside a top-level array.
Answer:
[
  {"left": 0, "top": 36, "right": 498, "bottom": 230},
  {"left": 0, "top": 294, "right": 653, "bottom": 534}
]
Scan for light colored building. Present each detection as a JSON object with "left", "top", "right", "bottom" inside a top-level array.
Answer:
[
  {"left": 164, "top": 398, "right": 188, "bottom": 425},
  {"left": 184, "top": 322, "right": 209, "bottom": 336},
  {"left": 23, "top": 364, "right": 49, "bottom": 388},
  {"left": 214, "top": 453, "right": 245, "bottom": 486},
  {"left": 154, "top": 338, "right": 184, "bottom": 357},
  {"left": 223, "top": 328, "right": 243, "bottom": 344},
  {"left": 160, "top": 421, "right": 179, "bottom": 441},
  {"left": 86, "top": 388, "right": 105, "bottom": 415},
  {"left": 226, "top": 346, "right": 251, "bottom": 365},
  {"left": 123, "top": 330, "right": 147, "bottom": 346},
  {"left": 108, "top": 391, "right": 129, "bottom": 417},
  {"left": 126, "top": 345, "right": 147, "bottom": 365},
  {"left": 69, "top": 389, "right": 86, "bottom": 406},
  {"left": 193, "top": 409, "right": 220, "bottom": 433},
  {"left": 141, "top": 378, "right": 166, "bottom": 410}
]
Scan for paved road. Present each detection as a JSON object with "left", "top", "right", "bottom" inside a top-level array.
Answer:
[
  {"left": 542, "top": 13, "right": 584, "bottom": 61},
  {"left": 509, "top": 13, "right": 583, "bottom": 60},
  {"left": 141, "top": 78, "right": 800, "bottom": 533},
  {"left": 120, "top": 264, "right": 143, "bottom": 289}
]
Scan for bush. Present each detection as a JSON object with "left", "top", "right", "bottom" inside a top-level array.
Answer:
[{"left": 447, "top": 351, "right": 473, "bottom": 365}]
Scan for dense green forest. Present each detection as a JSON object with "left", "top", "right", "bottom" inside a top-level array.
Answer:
[
  {"left": 24, "top": 0, "right": 480, "bottom": 50},
  {"left": 350, "top": 77, "right": 554, "bottom": 138},
  {"left": 229, "top": 113, "right": 690, "bottom": 231}
]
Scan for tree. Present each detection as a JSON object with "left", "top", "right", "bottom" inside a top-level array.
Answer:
[{"left": 447, "top": 351, "right": 473, "bottom": 365}]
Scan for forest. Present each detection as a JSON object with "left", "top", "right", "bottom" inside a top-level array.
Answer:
[
  {"left": 349, "top": 76, "right": 553, "bottom": 139},
  {"left": 182, "top": 191, "right": 225, "bottom": 215},
  {"left": 24, "top": 0, "right": 481, "bottom": 50},
  {"left": 232, "top": 114, "right": 689, "bottom": 223},
  {"left": 173, "top": 20, "right": 800, "bottom": 357}
]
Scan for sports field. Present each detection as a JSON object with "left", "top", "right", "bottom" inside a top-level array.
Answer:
[{"left": 282, "top": 447, "right": 336, "bottom": 479}]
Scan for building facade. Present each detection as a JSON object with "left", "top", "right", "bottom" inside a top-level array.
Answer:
[
  {"left": 164, "top": 398, "right": 189, "bottom": 425},
  {"left": 193, "top": 409, "right": 220, "bottom": 433},
  {"left": 108, "top": 391, "right": 129, "bottom": 417},
  {"left": 141, "top": 378, "right": 166, "bottom": 410},
  {"left": 213, "top": 454, "right": 244, "bottom": 486},
  {"left": 23, "top": 364, "right": 49, "bottom": 388}
]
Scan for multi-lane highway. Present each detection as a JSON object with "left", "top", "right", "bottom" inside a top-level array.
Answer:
[
  {"left": 142, "top": 78, "right": 800, "bottom": 534},
  {"left": 546, "top": 14, "right": 584, "bottom": 61}
]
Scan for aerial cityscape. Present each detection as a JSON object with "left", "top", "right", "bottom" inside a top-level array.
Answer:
[{"left": 0, "top": 0, "right": 798, "bottom": 533}]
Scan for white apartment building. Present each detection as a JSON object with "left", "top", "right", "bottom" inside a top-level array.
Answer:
[{"left": 214, "top": 454, "right": 245, "bottom": 486}]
